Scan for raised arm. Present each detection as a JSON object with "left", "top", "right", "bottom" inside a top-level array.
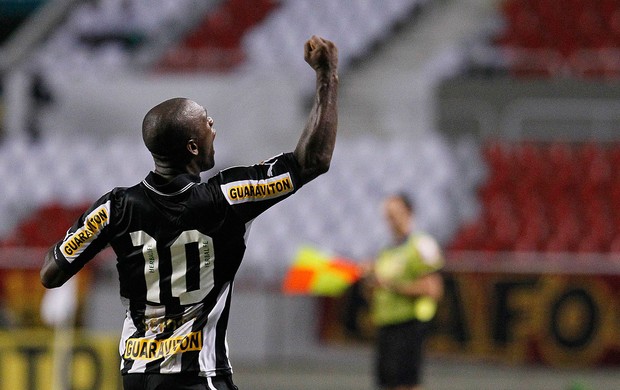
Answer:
[{"left": 294, "top": 35, "right": 339, "bottom": 183}]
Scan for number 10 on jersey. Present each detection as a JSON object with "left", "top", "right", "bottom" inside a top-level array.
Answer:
[{"left": 130, "top": 230, "right": 216, "bottom": 305}]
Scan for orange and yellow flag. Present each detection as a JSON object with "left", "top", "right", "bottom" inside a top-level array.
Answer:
[{"left": 282, "top": 246, "right": 362, "bottom": 296}]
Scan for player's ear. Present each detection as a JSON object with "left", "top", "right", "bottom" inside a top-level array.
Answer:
[{"left": 186, "top": 139, "right": 199, "bottom": 156}]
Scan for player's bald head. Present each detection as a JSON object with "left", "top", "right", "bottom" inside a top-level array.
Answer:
[{"left": 142, "top": 97, "right": 206, "bottom": 159}]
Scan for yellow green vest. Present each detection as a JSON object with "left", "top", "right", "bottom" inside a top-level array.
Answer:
[{"left": 371, "top": 233, "right": 444, "bottom": 326}]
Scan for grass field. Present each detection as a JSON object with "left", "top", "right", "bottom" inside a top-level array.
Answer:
[{"left": 232, "top": 346, "right": 620, "bottom": 390}]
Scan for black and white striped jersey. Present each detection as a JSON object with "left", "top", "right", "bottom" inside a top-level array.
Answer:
[{"left": 50, "top": 152, "right": 304, "bottom": 376}]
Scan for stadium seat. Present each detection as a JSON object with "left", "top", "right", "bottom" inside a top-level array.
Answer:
[
  {"left": 448, "top": 220, "right": 488, "bottom": 251},
  {"left": 446, "top": 140, "right": 620, "bottom": 254},
  {"left": 6, "top": 203, "right": 88, "bottom": 248},
  {"left": 608, "top": 234, "right": 620, "bottom": 253},
  {"left": 156, "top": 0, "right": 278, "bottom": 72},
  {"left": 495, "top": 0, "right": 620, "bottom": 78}
]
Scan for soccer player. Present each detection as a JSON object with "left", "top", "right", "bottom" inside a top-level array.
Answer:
[
  {"left": 40, "top": 35, "right": 338, "bottom": 390},
  {"left": 369, "top": 193, "right": 444, "bottom": 390}
]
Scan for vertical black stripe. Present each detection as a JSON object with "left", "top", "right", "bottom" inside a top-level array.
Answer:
[
  {"left": 158, "top": 243, "right": 173, "bottom": 305},
  {"left": 180, "top": 303, "right": 206, "bottom": 373},
  {"left": 185, "top": 242, "right": 200, "bottom": 292}
]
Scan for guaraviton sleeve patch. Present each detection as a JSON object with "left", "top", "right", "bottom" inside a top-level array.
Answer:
[
  {"left": 61, "top": 201, "right": 111, "bottom": 262},
  {"left": 220, "top": 173, "right": 294, "bottom": 204}
]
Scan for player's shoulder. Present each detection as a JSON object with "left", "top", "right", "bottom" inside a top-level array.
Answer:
[
  {"left": 411, "top": 232, "right": 439, "bottom": 245},
  {"left": 410, "top": 232, "right": 443, "bottom": 267},
  {"left": 211, "top": 153, "right": 296, "bottom": 186},
  {"left": 107, "top": 183, "right": 141, "bottom": 203}
]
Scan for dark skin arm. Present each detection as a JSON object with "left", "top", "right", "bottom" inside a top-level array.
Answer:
[
  {"left": 41, "top": 246, "right": 71, "bottom": 288},
  {"left": 294, "top": 35, "right": 339, "bottom": 183}
]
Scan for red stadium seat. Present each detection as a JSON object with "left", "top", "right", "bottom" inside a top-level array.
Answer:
[
  {"left": 544, "top": 232, "right": 575, "bottom": 253},
  {"left": 156, "top": 0, "right": 278, "bottom": 72},
  {"left": 576, "top": 9, "right": 608, "bottom": 47},
  {"left": 515, "top": 205, "right": 549, "bottom": 251},
  {"left": 496, "top": 0, "right": 620, "bottom": 78},
  {"left": 489, "top": 215, "right": 520, "bottom": 251},
  {"left": 448, "top": 220, "right": 489, "bottom": 251},
  {"left": 576, "top": 235, "right": 604, "bottom": 253},
  {"left": 0, "top": 203, "right": 88, "bottom": 248},
  {"left": 449, "top": 141, "right": 620, "bottom": 254},
  {"left": 608, "top": 234, "right": 620, "bottom": 253}
]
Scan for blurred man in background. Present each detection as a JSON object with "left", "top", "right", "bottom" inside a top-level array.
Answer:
[
  {"left": 40, "top": 35, "right": 338, "bottom": 390},
  {"left": 369, "top": 193, "right": 444, "bottom": 390}
]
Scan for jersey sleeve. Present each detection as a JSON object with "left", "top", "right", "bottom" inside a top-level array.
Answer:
[
  {"left": 213, "top": 152, "right": 304, "bottom": 222},
  {"left": 51, "top": 193, "right": 115, "bottom": 276}
]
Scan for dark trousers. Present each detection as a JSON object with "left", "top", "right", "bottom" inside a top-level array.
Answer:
[{"left": 376, "top": 319, "right": 430, "bottom": 388}]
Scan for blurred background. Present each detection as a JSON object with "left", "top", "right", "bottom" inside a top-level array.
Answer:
[{"left": 1, "top": 0, "right": 620, "bottom": 389}]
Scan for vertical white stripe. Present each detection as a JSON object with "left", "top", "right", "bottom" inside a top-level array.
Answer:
[
  {"left": 206, "top": 377, "right": 218, "bottom": 390},
  {"left": 243, "top": 220, "right": 253, "bottom": 243},
  {"left": 130, "top": 231, "right": 160, "bottom": 303},
  {"left": 170, "top": 234, "right": 188, "bottom": 299},
  {"left": 123, "top": 305, "right": 163, "bottom": 374},
  {"left": 200, "top": 283, "right": 231, "bottom": 375},
  {"left": 119, "top": 310, "right": 137, "bottom": 371},
  {"left": 159, "top": 347, "right": 182, "bottom": 374},
  {"left": 224, "top": 282, "right": 233, "bottom": 371},
  {"left": 176, "top": 230, "right": 215, "bottom": 305}
]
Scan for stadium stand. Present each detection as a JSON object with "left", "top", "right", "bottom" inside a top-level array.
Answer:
[
  {"left": 0, "top": 0, "right": 443, "bottom": 256},
  {"left": 0, "top": 203, "right": 88, "bottom": 248},
  {"left": 439, "top": 0, "right": 620, "bottom": 254},
  {"left": 493, "top": 0, "right": 620, "bottom": 78},
  {"left": 29, "top": 0, "right": 221, "bottom": 75},
  {"left": 239, "top": 0, "right": 427, "bottom": 75},
  {"left": 0, "top": 132, "right": 483, "bottom": 281},
  {"left": 155, "top": 0, "right": 278, "bottom": 72},
  {"left": 4, "top": 0, "right": 620, "bottom": 274},
  {"left": 28, "top": 0, "right": 428, "bottom": 78},
  {"left": 449, "top": 141, "right": 620, "bottom": 253}
]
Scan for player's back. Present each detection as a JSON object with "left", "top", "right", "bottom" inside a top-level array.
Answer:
[{"left": 109, "top": 172, "right": 241, "bottom": 308}]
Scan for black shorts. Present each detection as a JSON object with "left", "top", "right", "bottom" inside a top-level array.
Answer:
[
  {"left": 376, "top": 319, "right": 430, "bottom": 388},
  {"left": 123, "top": 373, "right": 238, "bottom": 390}
]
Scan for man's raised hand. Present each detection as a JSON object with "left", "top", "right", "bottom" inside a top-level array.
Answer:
[{"left": 304, "top": 35, "right": 338, "bottom": 73}]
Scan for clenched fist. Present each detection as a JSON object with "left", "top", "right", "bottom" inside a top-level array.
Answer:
[{"left": 304, "top": 35, "right": 338, "bottom": 74}]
